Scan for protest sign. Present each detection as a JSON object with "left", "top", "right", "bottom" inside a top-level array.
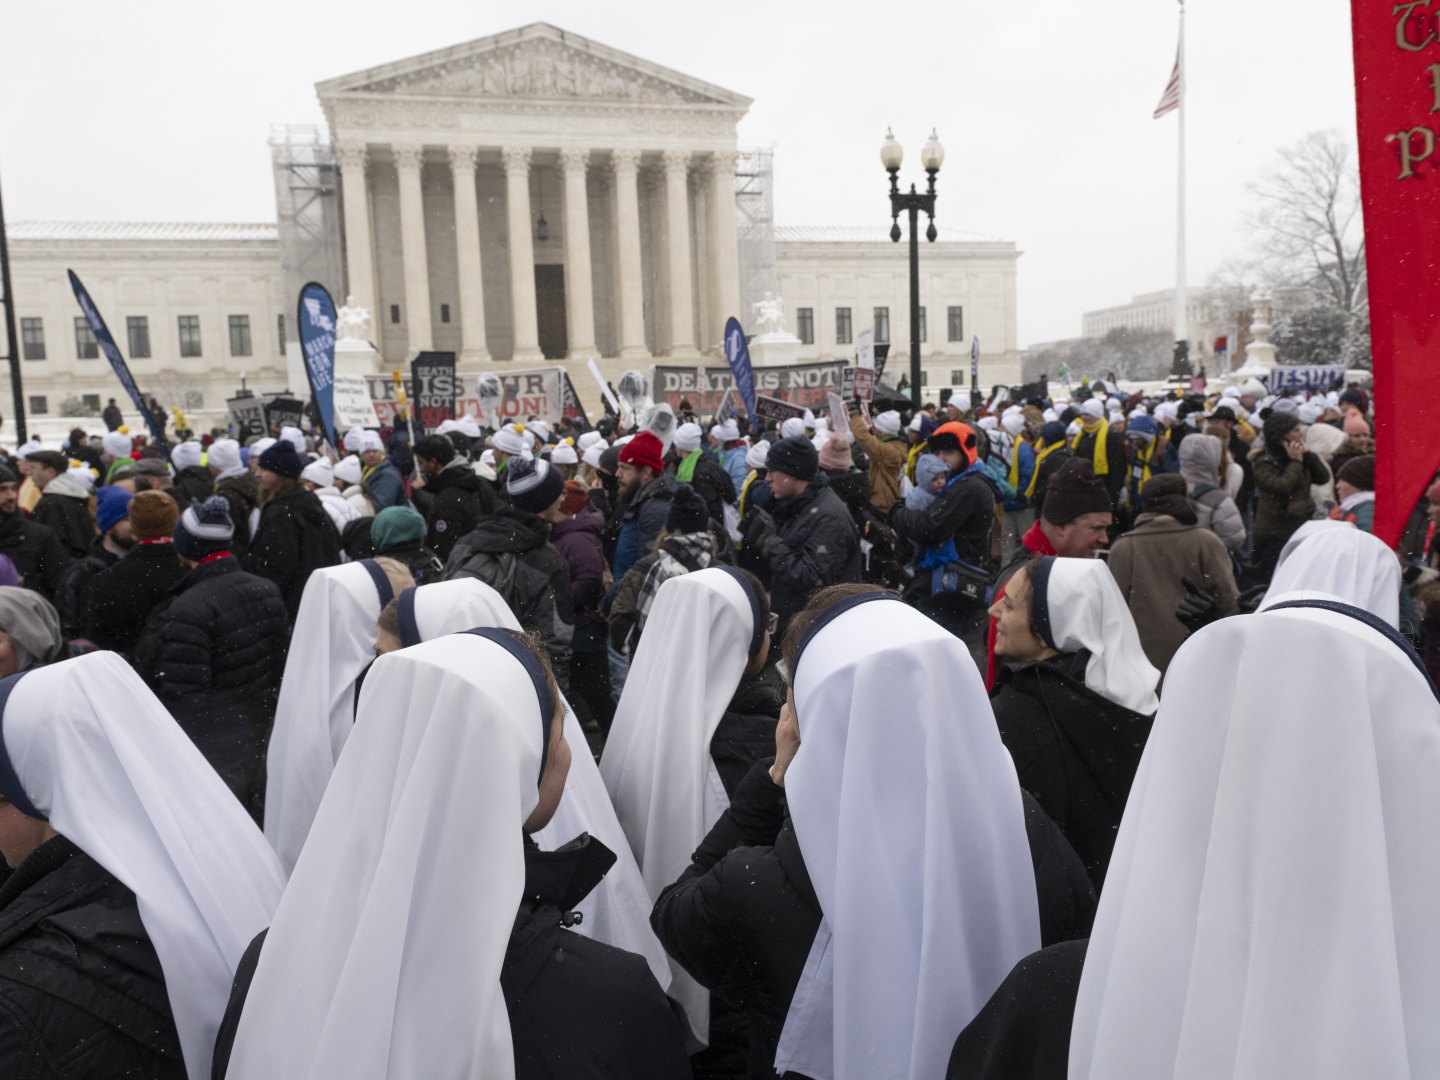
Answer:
[
  {"left": 332, "top": 374, "right": 379, "bottom": 430},
  {"left": 410, "top": 352, "right": 457, "bottom": 435},
  {"left": 227, "top": 396, "right": 267, "bottom": 439}
]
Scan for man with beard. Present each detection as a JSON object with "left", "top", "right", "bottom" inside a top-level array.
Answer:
[
  {"left": 244, "top": 441, "right": 341, "bottom": 621},
  {"left": 410, "top": 434, "right": 495, "bottom": 563},
  {"left": 55, "top": 486, "right": 133, "bottom": 639},
  {"left": 0, "top": 462, "right": 68, "bottom": 599},
  {"left": 27, "top": 450, "right": 97, "bottom": 559}
]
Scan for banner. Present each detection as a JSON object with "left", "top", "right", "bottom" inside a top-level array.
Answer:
[
  {"left": 560, "top": 372, "right": 591, "bottom": 427},
  {"left": 653, "top": 359, "right": 847, "bottom": 416},
  {"left": 227, "top": 396, "right": 267, "bottom": 439},
  {"left": 753, "top": 395, "right": 807, "bottom": 424},
  {"left": 362, "top": 366, "right": 576, "bottom": 427},
  {"left": 1266, "top": 365, "right": 1348, "bottom": 394},
  {"left": 296, "top": 282, "right": 338, "bottom": 450},
  {"left": 66, "top": 271, "right": 167, "bottom": 450},
  {"left": 332, "top": 374, "right": 380, "bottom": 430},
  {"left": 1352, "top": 1, "right": 1440, "bottom": 543},
  {"left": 410, "top": 351, "right": 457, "bottom": 436},
  {"left": 723, "top": 317, "right": 757, "bottom": 419}
]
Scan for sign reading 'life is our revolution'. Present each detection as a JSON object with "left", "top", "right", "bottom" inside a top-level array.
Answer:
[{"left": 1350, "top": 1, "right": 1440, "bottom": 542}]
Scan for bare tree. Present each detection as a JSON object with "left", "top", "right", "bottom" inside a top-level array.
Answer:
[{"left": 1244, "top": 131, "right": 1367, "bottom": 315}]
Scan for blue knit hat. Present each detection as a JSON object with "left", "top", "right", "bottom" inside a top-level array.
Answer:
[
  {"left": 96, "top": 486, "right": 132, "bottom": 534},
  {"left": 257, "top": 440, "right": 305, "bottom": 479},
  {"left": 173, "top": 495, "right": 234, "bottom": 561},
  {"left": 506, "top": 457, "right": 565, "bottom": 515}
]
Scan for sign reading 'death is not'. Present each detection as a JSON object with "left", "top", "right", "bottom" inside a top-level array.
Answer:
[
  {"left": 653, "top": 360, "right": 848, "bottom": 416},
  {"left": 1350, "top": 1, "right": 1440, "bottom": 543}
]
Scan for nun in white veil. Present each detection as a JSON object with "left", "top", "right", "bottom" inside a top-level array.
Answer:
[
  {"left": 0, "top": 651, "right": 285, "bottom": 1080},
  {"left": 218, "top": 632, "right": 688, "bottom": 1080},
  {"left": 1259, "top": 519, "right": 1401, "bottom": 627},
  {"left": 265, "top": 558, "right": 414, "bottom": 871},
  {"left": 375, "top": 577, "right": 672, "bottom": 990}
]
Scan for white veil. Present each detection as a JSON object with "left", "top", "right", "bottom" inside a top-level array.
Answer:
[
  {"left": 1258, "top": 519, "right": 1401, "bottom": 627},
  {"left": 265, "top": 560, "right": 400, "bottom": 871},
  {"left": 774, "top": 595, "right": 1040, "bottom": 1080},
  {"left": 0, "top": 652, "right": 286, "bottom": 1080},
  {"left": 600, "top": 566, "right": 757, "bottom": 1042},
  {"left": 1070, "top": 603, "right": 1440, "bottom": 1079}
]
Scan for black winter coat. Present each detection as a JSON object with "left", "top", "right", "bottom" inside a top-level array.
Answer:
[
  {"left": 244, "top": 486, "right": 341, "bottom": 621},
  {"left": 889, "top": 470, "right": 998, "bottom": 570},
  {"left": 945, "top": 939, "right": 1087, "bottom": 1080},
  {"left": 30, "top": 493, "right": 94, "bottom": 560},
  {"left": 710, "top": 672, "right": 784, "bottom": 797},
  {"left": 0, "top": 512, "right": 69, "bottom": 600},
  {"left": 171, "top": 466, "right": 215, "bottom": 512},
  {"left": 413, "top": 461, "right": 497, "bottom": 564},
  {"left": 0, "top": 835, "right": 186, "bottom": 1080},
  {"left": 214, "top": 472, "right": 258, "bottom": 563},
  {"left": 1070, "top": 428, "right": 1127, "bottom": 505},
  {"left": 53, "top": 537, "right": 118, "bottom": 640},
  {"left": 651, "top": 760, "right": 1096, "bottom": 1079},
  {"left": 761, "top": 485, "right": 862, "bottom": 629},
  {"left": 991, "top": 650, "right": 1155, "bottom": 890},
  {"left": 138, "top": 557, "right": 289, "bottom": 819},
  {"left": 444, "top": 507, "right": 574, "bottom": 691},
  {"left": 213, "top": 836, "right": 691, "bottom": 1080},
  {"left": 83, "top": 541, "right": 188, "bottom": 655},
  {"left": 675, "top": 453, "right": 737, "bottom": 531}
]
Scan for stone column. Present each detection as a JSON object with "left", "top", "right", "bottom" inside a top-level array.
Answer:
[
  {"left": 503, "top": 146, "right": 543, "bottom": 362},
  {"left": 708, "top": 150, "right": 742, "bottom": 346},
  {"left": 393, "top": 143, "right": 433, "bottom": 353},
  {"left": 336, "top": 141, "right": 379, "bottom": 342},
  {"left": 559, "top": 147, "right": 597, "bottom": 360},
  {"left": 609, "top": 149, "right": 650, "bottom": 360},
  {"left": 662, "top": 150, "right": 699, "bottom": 358},
  {"left": 447, "top": 145, "right": 491, "bottom": 363},
  {"left": 692, "top": 163, "right": 712, "bottom": 353}
]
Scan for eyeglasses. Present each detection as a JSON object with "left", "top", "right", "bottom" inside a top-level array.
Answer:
[
  {"left": 765, "top": 612, "right": 779, "bottom": 636},
  {"left": 776, "top": 658, "right": 790, "bottom": 686}
]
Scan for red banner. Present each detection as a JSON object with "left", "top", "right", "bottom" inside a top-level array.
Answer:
[{"left": 1352, "top": 1, "right": 1440, "bottom": 543}]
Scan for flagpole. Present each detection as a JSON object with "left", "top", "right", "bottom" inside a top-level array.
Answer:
[{"left": 1175, "top": 0, "right": 1188, "bottom": 367}]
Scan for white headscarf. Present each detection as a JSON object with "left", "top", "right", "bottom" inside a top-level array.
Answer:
[
  {"left": 1033, "top": 558, "right": 1160, "bottom": 715},
  {"left": 225, "top": 634, "right": 550, "bottom": 1080},
  {"left": 0, "top": 652, "right": 285, "bottom": 1080},
  {"left": 1070, "top": 603, "right": 1440, "bottom": 1080},
  {"left": 600, "top": 567, "right": 758, "bottom": 1041},
  {"left": 396, "top": 578, "right": 672, "bottom": 990},
  {"left": 265, "top": 561, "right": 402, "bottom": 872},
  {"left": 1259, "top": 519, "right": 1401, "bottom": 628},
  {"left": 775, "top": 595, "right": 1040, "bottom": 1080}
]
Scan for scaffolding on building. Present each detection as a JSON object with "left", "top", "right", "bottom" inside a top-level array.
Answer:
[
  {"left": 735, "top": 147, "right": 777, "bottom": 336},
  {"left": 269, "top": 125, "right": 344, "bottom": 344}
]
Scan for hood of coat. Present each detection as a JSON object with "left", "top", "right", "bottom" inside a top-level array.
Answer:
[
  {"left": 1178, "top": 433, "right": 1223, "bottom": 490},
  {"left": 42, "top": 472, "right": 92, "bottom": 500},
  {"left": 1127, "top": 512, "right": 1200, "bottom": 534},
  {"left": 429, "top": 460, "right": 486, "bottom": 494},
  {"left": 621, "top": 471, "right": 678, "bottom": 519},
  {"left": 465, "top": 506, "right": 549, "bottom": 554},
  {"left": 549, "top": 499, "right": 604, "bottom": 541},
  {"left": 266, "top": 485, "right": 331, "bottom": 525}
]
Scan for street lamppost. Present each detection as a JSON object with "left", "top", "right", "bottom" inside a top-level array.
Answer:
[{"left": 882, "top": 128, "right": 944, "bottom": 408}]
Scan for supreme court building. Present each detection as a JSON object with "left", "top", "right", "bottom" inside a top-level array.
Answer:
[{"left": 5, "top": 23, "right": 1022, "bottom": 433}]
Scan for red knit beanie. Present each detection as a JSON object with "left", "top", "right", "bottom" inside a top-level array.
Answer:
[{"left": 618, "top": 431, "right": 664, "bottom": 473}]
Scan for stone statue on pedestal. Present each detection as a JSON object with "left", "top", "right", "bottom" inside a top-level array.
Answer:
[
  {"left": 336, "top": 295, "right": 372, "bottom": 348},
  {"left": 752, "top": 292, "right": 787, "bottom": 338}
]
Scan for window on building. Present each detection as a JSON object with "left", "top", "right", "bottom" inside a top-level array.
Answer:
[
  {"left": 74, "top": 317, "right": 99, "bottom": 360},
  {"left": 28, "top": 396, "right": 46, "bottom": 415},
  {"left": 947, "top": 306, "right": 964, "bottom": 342},
  {"left": 796, "top": 307, "right": 814, "bottom": 345},
  {"left": 127, "top": 316, "right": 151, "bottom": 358},
  {"left": 184, "top": 390, "right": 205, "bottom": 411},
  {"left": 835, "top": 307, "right": 852, "bottom": 345},
  {"left": 874, "top": 307, "right": 890, "bottom": 344},
  {"left": 440, "top": 303, "right": 451, "bottom": 324},
  {"left": 82, "top": 394, "right": 101, "bottom": 413},
  {"left": 919, "top": 371, "right": 929, "bottom": 386},
  {"left": 20, "top": 318, "right": 44, "bottom": 360},
  {"left": 919, "top": 306, "right": 927, "bottom": 343},
  {"left": 390, "top": 304, "right": 401, "bottom": 324},
  {"left": 950, "top": 369, "right": 966, "bottom": 385},
  {"left": 228, "top": 315, "right": 252, "bottom": 357},
  {"left": 178, "top": 315, "right": 202, "bottom": 357},
  {"left": 276, "top": 314, "right": 286, "bottom": 352}
]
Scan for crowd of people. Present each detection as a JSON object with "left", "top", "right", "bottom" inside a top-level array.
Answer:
[{"left": 0, "top": 371, "right": 1430, "bottom": 1080}]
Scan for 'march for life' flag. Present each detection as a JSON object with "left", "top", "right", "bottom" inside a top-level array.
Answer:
[
  {"left": 67, "top": 270, "right": 168, "bottom": 451},
  {"left": 297, "top": 282, "right": 338, "bottom": 451}
]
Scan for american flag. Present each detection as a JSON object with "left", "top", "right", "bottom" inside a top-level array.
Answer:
[{"left": 1153, "top": 51, "right": 1181, "bottom": 119}]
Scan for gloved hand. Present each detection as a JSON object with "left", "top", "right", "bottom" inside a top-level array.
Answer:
[
  {"left": 1175, "top": 576, "right": 1219, "bottom": 633},
  {"left": 742, "top": 508, "right": 778, "bottom": 556}
]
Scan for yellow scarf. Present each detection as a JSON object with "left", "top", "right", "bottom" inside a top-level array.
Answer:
[
  {"left": 1025, "top": 441, "right": 1065, "bottom": 499},
  {"left": 1130, "top": 438, "right": 1156, "bottom": 492},
  {"left": 1007, "top": 437, "right": 1030, "bottom": 490},
  {"left": 906, "top": 442, "right": 924, "bottom": 483},
  {"left": 739, "top": 471, "right": 758, "bottom": 518},
  {"left": 1071, "top": 418, "right": 1110, "bottom": 475}
]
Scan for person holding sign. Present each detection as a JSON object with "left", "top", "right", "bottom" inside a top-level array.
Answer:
[{"left": 848, "top": 409, "right": 909, "bottom": 512}]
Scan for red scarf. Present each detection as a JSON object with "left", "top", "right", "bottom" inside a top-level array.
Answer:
[
  {"left": 985, "top": 522, "right": 1059, "bottom": 690},
  {"left": 196, "top": 550, "right": 232, "bottom": 566}
]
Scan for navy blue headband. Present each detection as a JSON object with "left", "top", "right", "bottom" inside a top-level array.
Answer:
[
  {"left": 717, "top": 566, "right": 764, "bottom": 660},
  {"left": 0, "top": 671, "right": 43, "bottom": 820},
  {"left": 1029, "top": 556, "right": 1057, "bottom": 649},
  {"left": 463, "top": 628, "right": 555, "bottom": 785},
  {"left": 359, "top": 559, "right": 396, "bottom": 611},
  {"left": 792, "top": 591, "right": 903, "bottom": 685},
  {"left": 397, "top": 587, "right": 422, "bottom": 648}
]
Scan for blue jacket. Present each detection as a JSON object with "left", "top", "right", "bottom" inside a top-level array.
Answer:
[
  {"left": 603, "top": 472, "right": 677, "bottom": 609},
  {"left": 1002, "top": 443, "right": 1036, "bottom": 512},
  {"left": 364, "top": 458, "right": 407, "bottom": 511},
  {"left": 722, "top": 446, "right": 749, "bottom": 497}
]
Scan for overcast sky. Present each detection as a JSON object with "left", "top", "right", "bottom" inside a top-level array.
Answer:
[{"left": 0, "top": 0, "right": 1358, "bottom": 346}]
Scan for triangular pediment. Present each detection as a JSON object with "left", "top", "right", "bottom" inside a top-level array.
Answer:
[{"left": 317, "top": 23, "right": 751, "bottom": 109}]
